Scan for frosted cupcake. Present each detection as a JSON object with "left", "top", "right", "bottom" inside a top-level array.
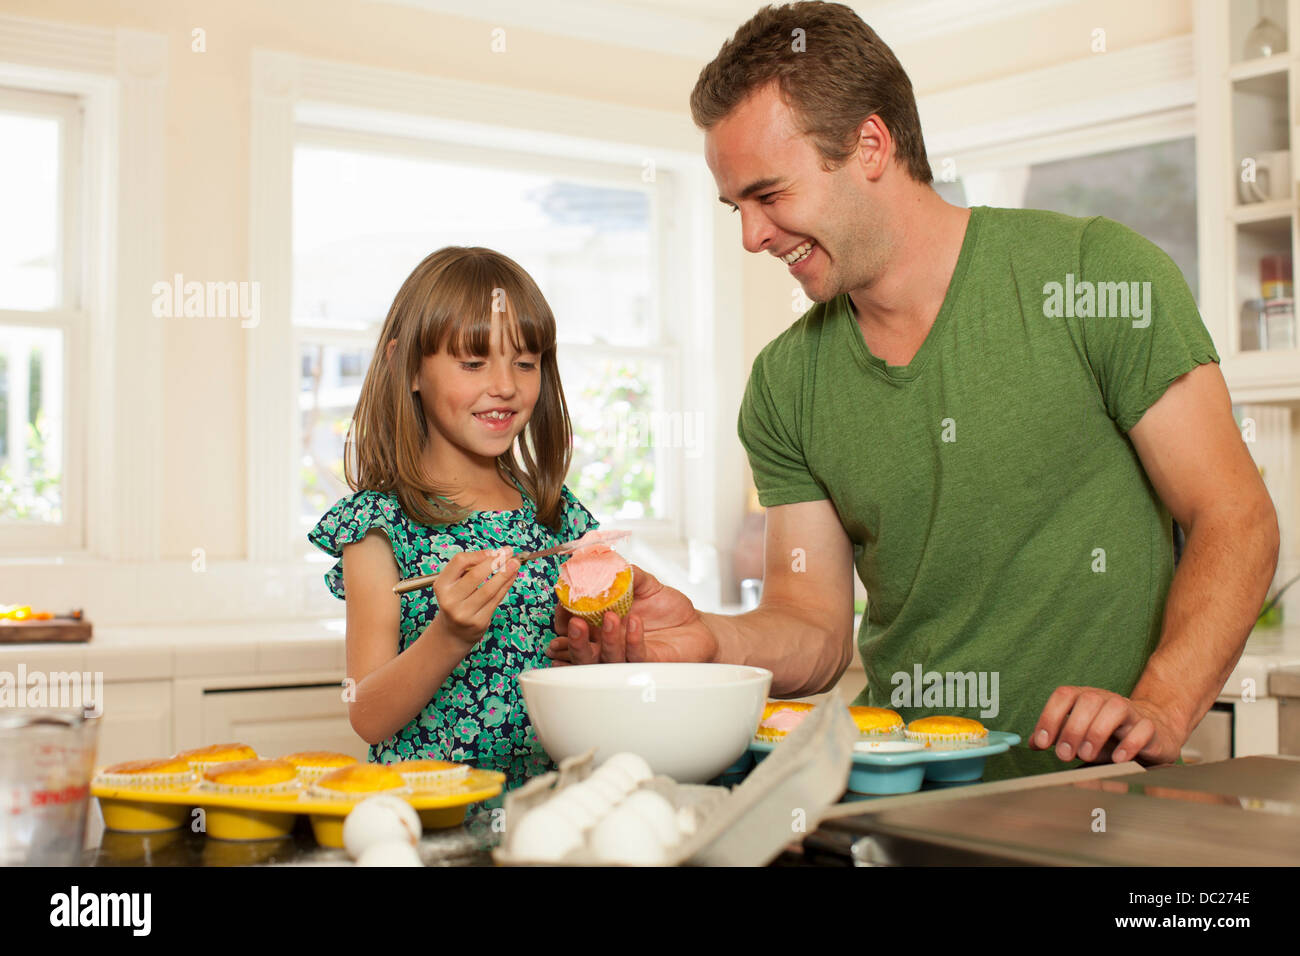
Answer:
[
  {"left": 280, "top": 750, "right": 358, "bottom": 781},
  {"left": 848, "top": 706, "right": 904, "bottom": 737},
  {"left": 200, "top": 759, "right": 300, "bottom": 796},
  {"left": 755, "top": 701, "right": 815, "bottom": 742},
  {"left": 391, "top": 759, "right": 469, "bottom": 790},
  {"left": 904, "top": 716, "right": 988, "bottom": 748},
  {"left": 555, "top": 543, "right": 633, "bottom": 627},
  {"left": 95, "top": 756, "right": 195, "bottom": 791}
]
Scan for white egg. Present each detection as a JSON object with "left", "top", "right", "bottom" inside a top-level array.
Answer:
[
  {"left": 582, "top": 774, "right": 625, "bottom": 804},
  {"left": 589, "top": 763, "right": 637, "bottom": 797},
  {"left": 342, "top": 795, "right": 422, "bottom": 860},
  {"left": 356, "top": 840, "right": 423, "bottom": 867},
  {"left": 589, "top": 805, "right": 667, "bottom": 865},
  {"left": 509, "top": 805, "right": 583, "bottom": 861},
  {"left": 545, "top": 791, "right": 597, "bottom": 831},
  {"left": 619, "top": 789, "right": 681, "bottom": 846},
  {"left": 561, "top": 782, "right": 614, "bottom": 819},
  {"left": 600, "top": 752, "right": 653, "bottom": 785},
  {"left": 676, "top": 805, "right": 698, "bottom": 837}
]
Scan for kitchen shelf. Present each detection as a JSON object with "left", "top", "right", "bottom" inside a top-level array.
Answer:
[
  {"left": 1229, "top": 52, "right": 1293, "bottom": 81},
  {"left": 1198, "top": 0, "right": 1300, "bottom": 398},
  {"left": 1231, "top": 199, "right": 1296, "bottom": 223}
]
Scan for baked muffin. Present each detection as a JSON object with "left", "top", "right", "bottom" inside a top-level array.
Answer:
[
  {"left": 904, "top": 716, "right": 988, "bottom": 748},
  {"left": 391, "top": 759, "right": 469, "bottom": 789},
  {"left": 200, "top": 759, "right": 299, "bottom": 795},
  {"left": 555, "top": 545, "right": 633, "bottom": 627},
  {"left": 848, "top": 706, "right": 904, "bottom": 737},
  {"left": 755, "top": 701, "right": 815, "bottom": 741},
  {"left": 280, "top": 751, "right": 359, "bottom": 781},
  {"left": 175, "top": 742, "right": 258, "bottom": 777},
  {"left": 95, "top": 756, "right": 195, "bottom": 790},
  {"left": 309, "top": 763, "right": 408, "bottom": 800}
]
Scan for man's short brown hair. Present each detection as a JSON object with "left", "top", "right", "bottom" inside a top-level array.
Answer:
[{"left": 690, "top": 1, "right": 932, "bottom": 184}]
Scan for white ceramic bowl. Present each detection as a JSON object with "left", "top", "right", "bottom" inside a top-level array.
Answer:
[{"left": 518, "top": 663, "right": 772, "bottom": 783}]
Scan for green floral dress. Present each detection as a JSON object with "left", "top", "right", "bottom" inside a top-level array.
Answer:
[{"left": 308, "top": 481, "right": 597, "bottom": 793}]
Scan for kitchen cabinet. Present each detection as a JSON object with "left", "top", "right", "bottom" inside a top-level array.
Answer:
[
  {"left": 1196, "top": 0, "right": 1300, "bottom": 402},
  {"left": 176, "top": 676, "right": 366, "bottom": 759},
  {"left": 0, "top": 620, "right": 356, "bottom": 765},
  {"left": 95, "top": 680, "right": 172, "bottom": 767}
]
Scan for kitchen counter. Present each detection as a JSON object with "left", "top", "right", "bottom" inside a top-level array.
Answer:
[
  {"left": 806, "top": 754, "right": 1300, "bottom": 866},
  {"left": 0, "top": 618, "right": 348, "bottom": 681}
]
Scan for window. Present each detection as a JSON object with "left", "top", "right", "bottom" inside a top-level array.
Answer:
[
  {"left": 0, "top": 86, "right": 83, "bottom": 550},
  {"left": 933, "top": 137, "right": 1199, "bottom": 297},
  {"left": 292, "top": 128, "right": 681, "bottom": 540}
]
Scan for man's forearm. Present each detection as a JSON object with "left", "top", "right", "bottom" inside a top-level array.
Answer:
[
  {"left": 704, "top": 602, "right": 854, "bottom": 698},
  {"left": 1131, "top": 501, "right": 1279, "bottom": 737}
]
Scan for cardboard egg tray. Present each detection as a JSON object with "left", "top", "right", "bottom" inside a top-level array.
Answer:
[
  {"left": 91, "top": 768, "right": 504, "bottom": 847},
  {"left": 494, "top": 702, "right": 860, "bottom": 866}
]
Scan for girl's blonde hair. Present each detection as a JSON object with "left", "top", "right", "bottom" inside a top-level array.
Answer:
[{"left": 344, "top": 246, "right": 573, "bottom": 531}]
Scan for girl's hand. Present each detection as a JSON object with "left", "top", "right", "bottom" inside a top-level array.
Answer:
[{"left": 431, "top": 550, "right": 520, "bottom": 649}]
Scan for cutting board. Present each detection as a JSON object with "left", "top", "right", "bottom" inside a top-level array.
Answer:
[{"left": 0, "top": 618, "right": 93, "bottom": 643}]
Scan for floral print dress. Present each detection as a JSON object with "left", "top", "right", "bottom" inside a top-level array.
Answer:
[{"left": 308, "top": 481, "right": 597, "bottom": 794}]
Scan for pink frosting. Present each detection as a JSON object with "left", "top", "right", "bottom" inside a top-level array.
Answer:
[
  {"left": 759, "top": 708, "right": 809, "bottom": 732},
  {"left": 559, "top": 544, "right": 629, "bottom": 600}
]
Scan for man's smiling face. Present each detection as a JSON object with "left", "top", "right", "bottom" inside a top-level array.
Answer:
[{"left": 705, "top": 82, "right": 887, "bottom": 303}]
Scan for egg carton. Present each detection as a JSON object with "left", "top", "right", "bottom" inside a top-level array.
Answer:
[{"left": 494, "top": 701, "right": 858, "bottom": 866}]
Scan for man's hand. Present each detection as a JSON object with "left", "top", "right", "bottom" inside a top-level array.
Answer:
[
  {"left": 1029, "top": 685, "right": 1186, "bottom": 766},
  {"left": 545, "top": 564, "right": 718, "bottom": 665}
]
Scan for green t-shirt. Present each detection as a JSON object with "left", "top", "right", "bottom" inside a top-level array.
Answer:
[{"left": 737, "top": 205, "right": 1219, "bottom": 781}]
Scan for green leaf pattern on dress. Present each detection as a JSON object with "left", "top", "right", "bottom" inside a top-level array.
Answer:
[{"left": 308, "top": 482, "right": 598, "bottom": 793}]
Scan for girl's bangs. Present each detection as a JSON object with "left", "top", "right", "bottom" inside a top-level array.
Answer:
[{"left": 419, "top": 265, "right": 553, "bottom": 359}]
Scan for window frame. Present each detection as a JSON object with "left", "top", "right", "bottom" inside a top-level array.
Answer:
[
  {"left": 288, "top": 123, "right": 688, "bottom": 552},
  {"left": 0, "top": 84, "right": 86, "bottom": 553}
]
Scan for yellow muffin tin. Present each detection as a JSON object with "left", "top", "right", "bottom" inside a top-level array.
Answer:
[{"left": 91, "top": 769, "right": 505, "bottom": 847}]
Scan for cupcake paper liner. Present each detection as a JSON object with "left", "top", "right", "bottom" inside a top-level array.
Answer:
[
  {"left": 306, "top": 783, "right": 411, "bottom": 802},
  {"left": 398, "top": 766, "right": 470, "bottom": 790},
  {"left": 903, "top": 729, "right": 989, "bottom": 748},
  {"left": 198, "top": 778, "right": 302, "bottom": 797},
  {"left": 94, "top": 770, "right": 195, "bottom": 791},
  {"left": 562, "top": 567, "right": 635, "bottom": 628}
]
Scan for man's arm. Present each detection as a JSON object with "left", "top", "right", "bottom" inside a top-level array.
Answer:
[
  {"left": 1033, "top": 362, "right": 1279, "bottom": 764},
  {"left": 707, "top": 498, "right": 857, "bottom": 697},
  {"left": 548, "top": 498, "right": 857, "bottom": 698}
]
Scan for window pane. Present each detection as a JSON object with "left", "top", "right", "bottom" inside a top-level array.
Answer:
[
  {"left": 292, "top": 145, "right": 653, "bottom": 345},
  {"left": 300, "top": 342, "right": 370, "bottom": 522},
  {"left": 0, "top": 327, "right": 63, "bottom": 523},
  {"left": 560, "top": 354, "right": 665, "bottom": 521},
  {"left": 0, "top": 112, "right": 61, "bottom": 310},
  {"left": 936, "top": 138, "right": 1199, "bottom": 297}
]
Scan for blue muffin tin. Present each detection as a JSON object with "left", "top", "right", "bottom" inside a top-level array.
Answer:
[{"left": 749, "top": 731, "right": 1020, "bottom": 795}]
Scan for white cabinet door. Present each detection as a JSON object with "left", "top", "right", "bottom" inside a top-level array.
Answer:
[
  {"left": 94, "top": 680, "right": 172, "bottom": 767},
  {"left": 197, "top": 683, "right": 368, "bottom": 760}
]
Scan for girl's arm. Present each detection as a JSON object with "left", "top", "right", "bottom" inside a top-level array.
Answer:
[{"left": 341, "top": 531, "right": 518, "bottom": 746}]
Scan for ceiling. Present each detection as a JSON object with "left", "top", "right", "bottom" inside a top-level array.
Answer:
[{"left": 363, "top": 0, "right": 1074, "bottom": 59}]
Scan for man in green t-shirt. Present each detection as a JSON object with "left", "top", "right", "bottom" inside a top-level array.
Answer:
[{"left": 547, "top": 3, "right": 1280, "bottom": 779}]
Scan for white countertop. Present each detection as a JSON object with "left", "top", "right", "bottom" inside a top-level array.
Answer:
[
  {"left": 0, "top": 618, "right": 348, "bottom": 681},
  {"left": 3, "top": 615, "right": 1297, "bottom": 697}
]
